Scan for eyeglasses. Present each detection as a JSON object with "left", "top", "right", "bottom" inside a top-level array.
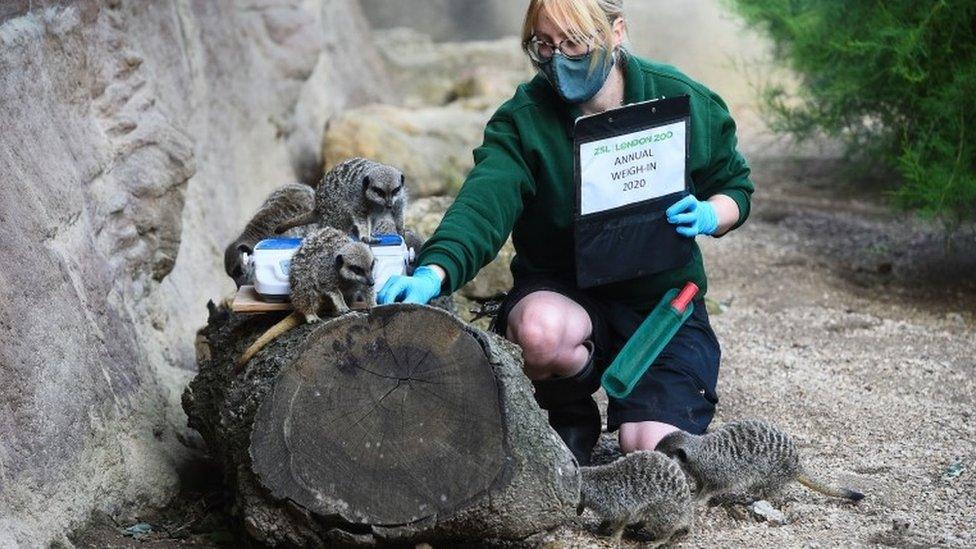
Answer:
[{"left": 525, "top": 36, "right": 592, "bottom": 63}]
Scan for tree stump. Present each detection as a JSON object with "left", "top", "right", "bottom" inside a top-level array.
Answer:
[{"left": 184, "top": 303, "right": 579, "bottom": 546}]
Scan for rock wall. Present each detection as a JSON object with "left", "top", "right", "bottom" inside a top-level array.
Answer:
[{"left": 0, "top": 1, "right": 388, "bottom": 545}]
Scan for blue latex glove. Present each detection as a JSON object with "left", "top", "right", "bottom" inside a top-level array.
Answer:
[
  {"left": 377, "top": 265, "right": 443, "bottom": 305},
  {"left": 666, "top": 195, "right": 719, "bottom": 238}
]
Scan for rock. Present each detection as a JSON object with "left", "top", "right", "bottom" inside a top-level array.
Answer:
[
  {"left": 405, "top": 197, "right": 515, "bottom": 300},
  {"left": 942, "top": 460, "right": 965, "bottom": 480},
  {"left": 705, "top": 297, "right": 727, "bottom": 315},
  {"left": 944, "top": 312, "right": 966, "bottom": 326},
  {"left": 322, "top": 103, "right": 488, "bottom": 197},
  {"left": 369, "top": 27, "right": 533, "bottom": 108},
  {"left": 121, "top": 523, "right": 153, "bottom": 538},
  {"left": 362, "top": 1, "right": 526, "bottom": 43},
  {"left": 453, "top": 293, "right": 493, "bottom": 331},
  {"left": 460, "top": 240, "right": 515, "bottom": 300},
  {"left": 0, "top": 1, "right": 387, "bottom": 545},
  {"left": 406, "top": 196, "right": 457, "bottom": 238},
  {"left": 749, "top": 500, "right": 787, "bottom": 525}
]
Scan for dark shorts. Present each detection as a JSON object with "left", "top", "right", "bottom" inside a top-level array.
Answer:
[{"left": 492, "top": 275, "right": 720, "bottom": 434}]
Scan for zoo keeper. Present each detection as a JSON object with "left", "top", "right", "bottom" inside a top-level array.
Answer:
[{"left": 379, "top": 0, "right": 753, "bottom": 466}]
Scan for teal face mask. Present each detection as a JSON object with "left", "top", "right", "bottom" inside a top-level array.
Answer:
[{"left": 540, "top": 48, "right": 616, "bottom": 104}]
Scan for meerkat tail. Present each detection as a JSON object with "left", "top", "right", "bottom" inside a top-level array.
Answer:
[
  {"left": 796, "top": 473, "right": 864, "bottom": 501},
  {"left": 275, "top": 212, "right": 316, "bottom": 234},
  {"left": 237, "top": 312, "right": 303, "bottom": 368}
]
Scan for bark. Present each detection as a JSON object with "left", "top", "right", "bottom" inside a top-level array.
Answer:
[{"left": 183, "top": 303, "right": 579, "bottom": 546}]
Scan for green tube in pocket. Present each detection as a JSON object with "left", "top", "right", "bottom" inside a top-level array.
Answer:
[{"left": 601, "top": 282, "right": 699, "bottom": 399}]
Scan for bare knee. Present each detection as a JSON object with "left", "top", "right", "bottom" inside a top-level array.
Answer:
[
  {"left": 509, "top": 305, "right": 565, "bottom": 376},
  {"left": 619, "top": 421, "right": 681, "bottom": 454},
  {"left": 506, "top": 292, "right": 592, "bottom": 380}
]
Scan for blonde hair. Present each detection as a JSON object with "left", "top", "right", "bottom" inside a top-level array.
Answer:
[{"left": 521, "top": 0, "right": 625, "bottom": 56}]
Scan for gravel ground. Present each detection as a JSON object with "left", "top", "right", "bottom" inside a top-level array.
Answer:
[{"left": 551, "top": 157, "right": 976, "bottom": 548}]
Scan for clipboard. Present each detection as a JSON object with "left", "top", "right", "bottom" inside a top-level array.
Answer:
[{"left": 573, "top": 96, "right": 694, "bottom": 289}]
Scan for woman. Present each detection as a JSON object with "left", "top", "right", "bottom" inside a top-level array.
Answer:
[{"left": 378, "top": 0, "right": 753, "bottom": 466}]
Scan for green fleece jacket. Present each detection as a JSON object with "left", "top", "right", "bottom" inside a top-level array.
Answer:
[{"left": 417, "top": 53, "right": 754, "bottom": 313}]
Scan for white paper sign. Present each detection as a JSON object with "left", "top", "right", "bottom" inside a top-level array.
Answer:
[{"left": 579, "top": 120, "right": 686, "bottom": 215}]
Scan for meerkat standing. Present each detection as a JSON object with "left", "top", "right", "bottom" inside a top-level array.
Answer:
[
  {"left": 224, "top": 183, "right": 316, "bottom": 288},
  {"left": 275, "top": 157, "right": 407, "bottom": 242},
  {"left": 579, "top": 451, "right": 694, "bottom": 548},
  {"left": 656, "top": 420, "right": 865, "bottom": 504},
  {"left": 237, "top": 227, "right": 375, "bottom": 367}
]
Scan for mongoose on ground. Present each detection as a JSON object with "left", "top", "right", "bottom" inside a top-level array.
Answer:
[
  {"left": 237, "top": 227, "right": 375, "bottom": 367},
  {"left": 579, "top": 450, "right": 694, "bottom": 548},
  {"left": 275, "top": 157, "right": 406, "bottom": 242},
  {"left": 224, "top": 183, "right": 316, "bottom": 288},
  {"left": 656, "top": 420, "right": 865, "bottom": 503}
]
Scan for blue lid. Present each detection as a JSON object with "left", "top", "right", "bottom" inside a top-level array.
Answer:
[
  {"left": 255, "top": 238, "right": 303, "bottom": 250},
  {"left": 372, "top": 234, "right": 404, "bottom": 246}
]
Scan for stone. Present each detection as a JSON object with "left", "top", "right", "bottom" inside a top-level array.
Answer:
[
  {"left": 749, "top": 500, "right": 788, "bottom": 525},
  {"left": 460, "top": 240, "right": 515, "bottom": 300},
  {"left": 406, "top": 196, "right": 457, "bottom": 238},
  {"left": 369, "top": 27, "right": 533, "bottom": 109},
  {"left": 322, "top": 103, "right": 489, "bottom": 197},
  {"left": 0, "top": 1, "right": 387, "bottom": 545},
  {"left": 405, "top": 197, "right": 515, "bottom": 300},
  {"left": 361, "top": 0, "right": 526, "bottom": 43}
]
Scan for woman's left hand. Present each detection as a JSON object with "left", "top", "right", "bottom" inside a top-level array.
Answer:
[
  {"left": 666, "top": 195, "right": 719, "bottom": 237},
  {"left": 377, "top": 265, "right": 443, "bottom": 305}
]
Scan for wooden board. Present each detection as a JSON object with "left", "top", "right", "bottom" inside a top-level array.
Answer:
[
  {"left": 233, "top": 285, "right": 372, "bottom": 313},
  {"left": 231, "top": 286, "right": 293, "bottom": 313}
]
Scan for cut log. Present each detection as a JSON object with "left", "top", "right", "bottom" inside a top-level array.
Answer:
[{"left": 184, "top": 303, "right": 579, "bottom": 546}]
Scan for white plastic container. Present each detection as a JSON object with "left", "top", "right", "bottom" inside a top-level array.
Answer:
[
  {"left": 370, "top": 234, "right": 414, "bottom": 292},
  {"left": 252, "top": 238, "right": 302, "bottom": 302},
  {"left": 249, "top": 235, "right": 414, "bottom": 302}
]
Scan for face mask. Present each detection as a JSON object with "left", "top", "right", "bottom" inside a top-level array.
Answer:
[{"left": 540, "top": 47, "right": 616, "bottom": 104}]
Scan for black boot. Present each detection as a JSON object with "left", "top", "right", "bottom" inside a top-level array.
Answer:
[{"left": 532, "top": 345, "right": 602, "bottom": 466}]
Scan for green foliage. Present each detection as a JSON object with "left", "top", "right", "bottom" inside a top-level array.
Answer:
[{"left": 728, "top": 0, "right": 976, "bottom": 224}]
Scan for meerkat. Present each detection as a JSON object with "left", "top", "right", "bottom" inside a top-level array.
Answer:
[
  {"left": 275, "top": 157, "right": 407, "bottom": 242},
  {"left": 579, "top": 450, "right": 694, "bottom": 548},
  {"left": 656, "top": 420, "right": 865, "bottom": 504},
  {"left": 237, "top": 227, "right": 375, "bottom": 367},
  {"left": 224, "top": 183, "right": 316, "bottom": 288},
  {"left": 372, "top": 216, "right": 425, "bottom": 276},
  {"left": 373, "top": 216, "right": 424, "bottom": 247},
  {"left": 371, "top": 216, "right": 399, "bottom": 237}
]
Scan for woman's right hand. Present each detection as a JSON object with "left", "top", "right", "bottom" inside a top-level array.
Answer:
[{"left": 377, "top": 265, "right": 444, "bottom": 305}]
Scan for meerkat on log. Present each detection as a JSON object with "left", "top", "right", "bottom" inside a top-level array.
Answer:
[
  {"left": 223, "top": 183, "right": 317, "bottom": 288},
  {"left": 276, "top": 157, "right": 407, "bottom": 242},
  {"left": 237, "top": 227, "right": 374, "bottom": 367}
]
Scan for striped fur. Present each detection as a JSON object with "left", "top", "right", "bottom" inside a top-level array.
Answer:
[
  {"left": 657, "top": 420, "right": 864, "bottom": 503},
  {"left": 224, "top": 183, "right": 316, "bottom": 287},
  {"left": 580, "top": 450, "right": 693, "bottom": 547},
  {"left": 275, "top": 157, "right": 406, "bottom": 241}
]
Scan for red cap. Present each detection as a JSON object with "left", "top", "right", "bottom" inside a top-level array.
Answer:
[{"left": 669, "top": 282, "right": 699, "bottom": 314}]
